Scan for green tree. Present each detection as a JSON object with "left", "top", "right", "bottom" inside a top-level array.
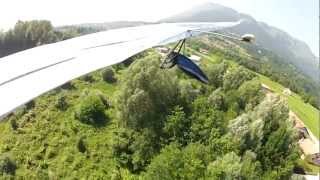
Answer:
[
  {"left": 144, "top": 143, "right": 209, "bottom": 180},
  {"left": 178, "top": 80, "right": 200, "bottom": 109},
  {"left": 74, "top": 91, "right": 107, "bottom": 125},
  {"left": 259, "top": 126, "right": 299, "bottom": 178},
  {"left": 117, "top": 53, "right": 179, "bottom": 130},
  {"left": 130, "top": 129, "right": 158, "bottom": 172},
  {"left": 238, "top": 79, "right": 264, "bottom": 110},
  {"left": 112, "top": 128, "right": 157, "bottom": 172},
  {"left": 223, "top": 66, "right": 255, "bottom": 90},
  {"left": 144, "top": 143, "right": 183, "bottom": 180},
  {"left": 190, "top": 97, "right": 225, "bottom": 144},
  {"left": 206, "top": 152, "right": 242, "bottom": 180},
  {"left": 163, "top": 106, "right": 190, "bottom": 145},
  {"left": 208, "top": 88, "right": 226, "bottom": 111},
  {"left": 227, "top": 94, "right": 299, "bottom": 178},
  {"left": 205, "top": 61, "right": 228, "bottom": 88},
  {"left": 101, "top": 67, "right": 116, "bottom": 83},
  {"left": 240, "top": 151, "right": 262, "bottom": 179},
  {"left": 208, "top": 135, "right": 239, "bottom": 158},
  {"left": 228, "top": 113, "right": 251, "bottom": 152},
  {"left": 0, "top": 20, "right": 82, "bottom": 58}
]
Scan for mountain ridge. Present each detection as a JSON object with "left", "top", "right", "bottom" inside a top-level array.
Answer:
[{"left": 159, "top": 2, "right": 318, "bottom": 81}]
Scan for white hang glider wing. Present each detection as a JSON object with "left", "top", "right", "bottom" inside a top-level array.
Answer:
[{"left": 0, "top": 21, "right": 241, "bottom": 119}]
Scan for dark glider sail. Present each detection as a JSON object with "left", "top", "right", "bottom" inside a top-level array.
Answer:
[
  {"left": 160, "top": 39, "right": 209, "bottom": 84},
  {"left": 174, "top": 53, "right": 209, "bottom": 84}
]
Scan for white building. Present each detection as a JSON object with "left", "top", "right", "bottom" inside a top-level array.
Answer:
[{"left": 189, "top": 55, "right": 201, "bottom": 65}]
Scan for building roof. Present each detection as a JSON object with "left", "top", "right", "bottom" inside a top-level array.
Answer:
[{"left": 189, "top": 55, "right": 201, "bottom": 61}]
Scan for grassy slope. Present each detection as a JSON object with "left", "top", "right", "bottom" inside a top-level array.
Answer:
[
  {"left": 258, "top": 75, "right": 319, "bottom": 139},
  {"left": 0, "top": 72, "right": 120, "bottom": 178}
]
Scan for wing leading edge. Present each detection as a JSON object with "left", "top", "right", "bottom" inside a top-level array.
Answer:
[{"left": 0, "top": 21, "right": 240, "bottom": 119}]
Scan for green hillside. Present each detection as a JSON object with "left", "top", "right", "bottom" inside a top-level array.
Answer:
[
  {"left": 190, "top": 47, "right": 319, "bottom": 139},
  {"left": 195, "top": 47, "right": 319, "bottom": 139},
  {"left": 0, "top": 21, "right": 318, "bottom": 178},
  {"left": 0, "top": 49, "right": 303, "bottom": 179},
  {"left": 258, "top": 75, "right": 319, "bottom": 139}
]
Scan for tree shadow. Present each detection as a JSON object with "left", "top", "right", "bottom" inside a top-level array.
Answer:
[{"left": 83, "top": 112, "right": 108, "bottom": 128}]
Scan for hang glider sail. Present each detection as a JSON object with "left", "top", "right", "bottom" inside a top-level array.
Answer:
[
  {"left": 160, "top": 39, "right": 209, "bottom": 84},
  {"left": 0, "top": 21, "right": 241, "bottom": 119}
]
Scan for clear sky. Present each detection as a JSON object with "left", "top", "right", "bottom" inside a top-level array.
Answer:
[{"left": 0, "top": 0, "right": 318, "bottom": 56}]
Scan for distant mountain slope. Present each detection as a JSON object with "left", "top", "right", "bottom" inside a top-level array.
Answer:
[
  {"left": 160, "top": 3, "right": 318, "bottom": 81},
  {"left": 161, "top": 3, "right": 240, "bottom": 22}
]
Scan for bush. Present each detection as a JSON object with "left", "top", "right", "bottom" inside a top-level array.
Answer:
[
  {"left": 77, "top": 137, "right": 87, "bottom": 153},
  {"left": 25, "top": 100, "right": 35, "bottom": 110},
  {"left": 208, "top": 88, "right": 226, "bottom": 111},
  {"left": 74, "top": 92, "right": 106, "bottom": 125},
  {"left": 101, "top": 68, "right": 116, "bottom": 83},
  {"left": 80, "top": 74, "right": 94, "bottom": 82},
  {"left": 93, "top": 90, "right": 111, "bottom": 108},
  {"left": 9, "top": 119, "right": 18, "bottom": 130},
  {"left": 112, "top": 128, "right": 157, "bottom": 172},
  {"left": 54, "top": 93, "right": 68, "bottom": 110},
  {"left": 60, "top": 81, "right": 75, "bottom": 90},
  {"left": 0, "top": 154, "right": 17, "bottom": 175}
]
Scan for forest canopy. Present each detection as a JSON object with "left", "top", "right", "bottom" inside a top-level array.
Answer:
[{"left": 0, "top": 20, "right": 313, "bottom": 179}]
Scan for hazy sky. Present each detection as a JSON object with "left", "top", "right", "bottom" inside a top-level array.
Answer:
[{"left": 0, "top": 0, "right": 318, "bottom": 56}]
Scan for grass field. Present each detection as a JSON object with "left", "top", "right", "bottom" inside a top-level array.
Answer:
[{"left": 258, "top": 75, "right": 319, "bottom": 139}]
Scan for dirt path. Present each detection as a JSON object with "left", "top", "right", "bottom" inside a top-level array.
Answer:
[
  {"left": 262, "top": 90, "right": 319, "bottom": 155},
  {"left": 290, "top": 111, "right": 319, "bottom": 155}
]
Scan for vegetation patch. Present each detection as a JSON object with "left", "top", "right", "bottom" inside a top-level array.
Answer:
[
  {"left": 0, "top": 22, "right": 317, "bottom": 178},
  {"left": 74, "top": 90, "right": 108, "bottom": 126}
]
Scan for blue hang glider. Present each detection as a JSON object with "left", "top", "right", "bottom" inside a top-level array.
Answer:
[{"left": 160, "top": 39, "right": 209, "bottom": 84}]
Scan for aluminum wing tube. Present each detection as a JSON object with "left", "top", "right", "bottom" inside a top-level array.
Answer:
[{"left": 0, "top": 21, "right": 240, "bottom": 119}]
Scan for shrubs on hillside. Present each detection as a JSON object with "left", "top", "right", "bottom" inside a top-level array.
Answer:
[
  {"left": 54, "top": 93, "right": 68, "bottom": 110},
  {"left": 101, "top": 68, "right": 116, "bottom": 83},
  {"left": 60, "top": 81, "right": 75, "bottom": 90},
  {"left": 112, "top": 128, "right": 157, "bottom": 172},
  {"left": 80, "top": 74, "right": 95, "bottom": 82},
  {"left": 0, "top": 154, "right": 17, "bottom": 175},
  {"left": 74, "top": 91, "right": 107, "bottom": 125},
  {"left": 77, "top": 137, "right": 87, "bottom": 153}
]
